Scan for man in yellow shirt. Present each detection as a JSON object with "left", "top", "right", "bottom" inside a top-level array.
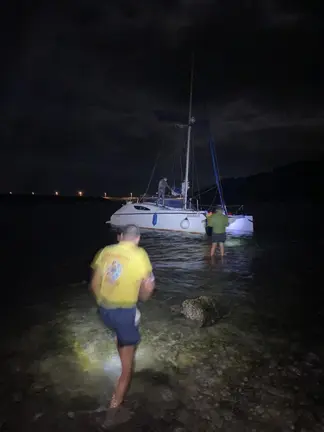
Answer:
[{"left": 90, "top": 224, "right": 155, "bottom": 414}]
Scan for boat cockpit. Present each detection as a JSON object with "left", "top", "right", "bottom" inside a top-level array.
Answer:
[{"left": 140, "top": 196, "right": 199, "bottom": 211}]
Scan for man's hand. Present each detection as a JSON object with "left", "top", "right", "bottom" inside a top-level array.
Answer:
[{"left": 139, "top": 272, "right": 155, "bottom": 301}]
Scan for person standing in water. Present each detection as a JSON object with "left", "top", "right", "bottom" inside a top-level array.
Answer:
[
  {"left": 209, "top": 205, "right": 229, "bottom": 257},
  {"left": 90, "top": 224, "right": 155, "bottom": 418}
]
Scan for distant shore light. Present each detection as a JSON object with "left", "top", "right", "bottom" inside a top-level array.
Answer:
[
  {"left": 9, "top": 191, "right": 12, "bottom": 195},
  {"left": 55, "top": 191, "right": 59, "bottom": 196},
  {"left": 104, "top": 192, "right": 107, "bottom": 197},
  {"left": 32, "top": 192, "right": 35, "bottom": 195},
  {"left": 78, "top": 191, "right": 83, "bottom": 197}
]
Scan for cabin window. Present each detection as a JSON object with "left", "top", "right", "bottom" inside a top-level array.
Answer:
[{"left": 134, "top": 205, "right": 150, "bottom": 211}]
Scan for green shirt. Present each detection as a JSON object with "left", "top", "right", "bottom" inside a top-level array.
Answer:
[{"left": 209, "top": 212, "right": 228, "bottom": 234}]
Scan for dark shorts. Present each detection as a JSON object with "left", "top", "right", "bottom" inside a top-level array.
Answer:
[
  {"left": 212, "top": 232, "right": 226, "bottom": 244},
  {"left": 99, "top": 306, "right": 140, "bottom": 347}
]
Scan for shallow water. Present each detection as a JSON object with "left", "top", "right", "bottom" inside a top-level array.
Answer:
[{"left": 1, "top": 200, "right": 323, "bottom": 431}]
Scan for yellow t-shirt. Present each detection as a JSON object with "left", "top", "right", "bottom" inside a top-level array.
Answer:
[{"left": 91, "top": 241, "right": 153, "bottom": 308}]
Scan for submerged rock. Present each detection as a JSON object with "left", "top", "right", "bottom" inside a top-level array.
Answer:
[{"left": 181, "top": 296, "right": 226, "bottom": 327}]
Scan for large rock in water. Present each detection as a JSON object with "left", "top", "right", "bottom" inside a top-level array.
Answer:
[{"left": 181, "top": 296, "right": 225, "bottom": 327}]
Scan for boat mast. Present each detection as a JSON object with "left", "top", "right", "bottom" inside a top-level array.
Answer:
[{"left": 183, "top": 53, "right": 195, "bottom": 210}]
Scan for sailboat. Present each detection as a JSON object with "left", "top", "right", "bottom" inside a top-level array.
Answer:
[{"left": 107, "top": 57, "right": 254, "bottom": 235}]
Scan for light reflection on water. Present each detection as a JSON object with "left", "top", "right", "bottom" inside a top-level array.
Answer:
[
  {"left": 14, "top": 231, "right": 260, "bottom": 388},
  {"left": 2, "top": 209, "right": 324, "bottom": 431}
]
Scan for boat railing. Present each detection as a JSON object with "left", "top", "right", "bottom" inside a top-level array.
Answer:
[
  {"left": 138, "top": 194, "right": 203, "bottom": 212},
  {"left": 226, "top": 205, "right": 246, "bottom": 215},
  {"left": 200, "top": 204, "right": 246, "bottom": 215}
]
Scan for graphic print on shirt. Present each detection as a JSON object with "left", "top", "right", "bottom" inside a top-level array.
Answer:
[{"left": 106, "top": 260, "right": 122, "bottom": 283}]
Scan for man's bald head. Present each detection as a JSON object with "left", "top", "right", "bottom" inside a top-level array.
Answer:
[{"left": 121, "top": 224, "right": 141, "bottom": 244}]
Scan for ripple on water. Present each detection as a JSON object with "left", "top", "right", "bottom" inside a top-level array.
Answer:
[
  {"left": 143, "top": 233, "right": 256, "bottom": 300},
  {"left": 2, "top": 232, "right": 324, "bottom": 431}
]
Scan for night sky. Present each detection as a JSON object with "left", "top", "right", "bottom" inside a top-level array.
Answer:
[{"left": 1, "top": 1, "right": 323, "bottom": 195}]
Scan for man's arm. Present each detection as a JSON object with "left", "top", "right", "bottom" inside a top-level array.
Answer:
[
  {"left": 139, "top": 272, "right": 155, "bottom": 301},
  {"left": 89, "top": 248, "right": 104, "bottom": 301},
  {"left": 90, "top": 267, "right": 102, "bottom": 300},
  {"left": 137, "top": 249, "right": 155, "bottom": 301}
]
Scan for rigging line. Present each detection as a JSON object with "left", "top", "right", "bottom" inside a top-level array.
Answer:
[
  {"left": 208, "top": 190, "right": 218, "bottom": 211},
  {"left": 213, "top": 138, "right": 227, "bottom": 212},
  {"left": 190, "top": 134, "right": 194, "bottom": 197},
  {"left": 192, "top": 138, "right": 201, "bottom": 199},
  {"left": 193, "top": 184, "right": 217, "bottom": 197},
  {"left": 190, "top": 137, "right": 195, "bottom": 197},
  {"left": 142, "top": 152, "right": 160, "bottom": 197},
  {"left": 179, "top": 139, "right": 183, "bottom": 181},
  {"left": 207, "top": 141, "right": 220, "bottom": 210},
  {"left": 165, "top": 144, "right": 174, "bottom": 181},
  {"left": 210, "top": 138, "right": 227, "bottom": 214},
  {"left": 171, "top": 150, "right": 176, "bottom": 188}
]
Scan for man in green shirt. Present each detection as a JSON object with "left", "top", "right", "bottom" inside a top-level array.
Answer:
[{"left": 209, "top": 206, "right": 229, "bottom": 257}]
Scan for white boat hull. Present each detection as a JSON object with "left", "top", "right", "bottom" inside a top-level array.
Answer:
[
  {"left": 108, "top": 202, "right": 254, "bottom": 235},
  {"left": 110, "top": 202, "right": 206, "bottom": 234}
]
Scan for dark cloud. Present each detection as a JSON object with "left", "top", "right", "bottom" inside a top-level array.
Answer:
[{"left": 1, "top": 0, "right": 323, "bottom": 194}]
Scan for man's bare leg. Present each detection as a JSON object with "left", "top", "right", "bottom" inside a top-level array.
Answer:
[
  {"left": 210, "top": 242, "right": 217, "bottom": 257},
  {"left": 110, "top": 345, "right": 136, "bottom": 408},
  {"left": 219, "top": 242, "right": 225, "bottom": 257}
]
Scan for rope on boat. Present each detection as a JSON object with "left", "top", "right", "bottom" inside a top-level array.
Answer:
[
  {"left": 142, "top": 152, "right": 160, "bottom": 198},
  {"left": 209, "top": 137, "right": 228, "bottom": 215},
  {"left": 191, "top": 136, "right": 201, "bottom": 201},
  {"left": 193, "top": 184, "right": 217, "bottom": 197}
]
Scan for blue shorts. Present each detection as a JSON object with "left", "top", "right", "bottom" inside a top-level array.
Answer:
[{"left": 99, "top": 306, "right": 140, "bottom": 347}]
